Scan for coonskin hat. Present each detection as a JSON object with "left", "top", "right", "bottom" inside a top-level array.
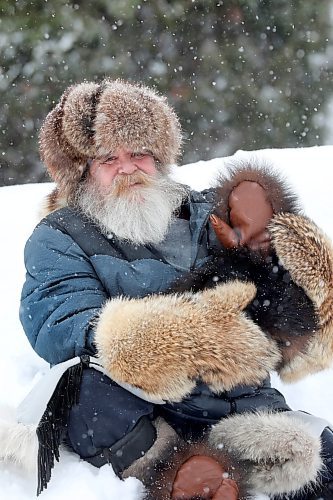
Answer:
[{"left": 39, "top": 79, "right": 182, "bottom": 205}]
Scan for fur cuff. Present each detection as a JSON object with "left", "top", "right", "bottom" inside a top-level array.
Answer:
[
  {"left": 122, "top": 417, "right": 180, "bottom": 487},
  {"left": 213, "top": 157, "right": 300, "bottom": 222},
  {"left": 269, "top": 213, "right": 333, "bottom": 381},
  {"left": 94, "top": 281, "right": 281, "bottom": 401},
  {"left": 208, "top": 411, "right": 323, "bottom": 496}
]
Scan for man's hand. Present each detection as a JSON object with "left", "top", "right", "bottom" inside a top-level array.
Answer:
[{"left": 210, "top": 180, "right": 273, "bottom": 254}]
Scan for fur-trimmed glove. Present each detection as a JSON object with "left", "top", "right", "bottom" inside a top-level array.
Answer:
[
  {"left": 210, "top": 160, "right": 300, "bottom": 255},
  {"left": 268, "top": 212, "right": 333, "bottom": 381},
  {"left": 94, "top": 281, "right": 281, "bottom": 402}
]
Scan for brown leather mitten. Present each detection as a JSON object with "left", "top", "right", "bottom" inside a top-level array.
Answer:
[
  {"left": 140, "top": 436, "right": 245, "bottom": 500},
  {"left": 171, "top": 455, "right": 239, "bottom": 499},
  {"left": 211, "top": 180, "right": 273, "bottom": 254}
]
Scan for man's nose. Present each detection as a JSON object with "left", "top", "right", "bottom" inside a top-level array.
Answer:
[{"left": 118, "top": 158, "right": 137, "bottom": 174}]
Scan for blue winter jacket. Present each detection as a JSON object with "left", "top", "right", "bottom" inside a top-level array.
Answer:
[{"left": 20, "top": 190, "right": 289, "bottom": 427}]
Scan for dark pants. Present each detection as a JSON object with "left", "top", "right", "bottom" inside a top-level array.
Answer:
[
  {"left": 66, "top": 368, "right": 289, "bottom": 466},
  {"left": 66, "top": 368, "right": 333, "bottom": 498}
]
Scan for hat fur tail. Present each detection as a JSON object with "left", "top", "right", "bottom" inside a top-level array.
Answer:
[{"left": 0, "top": 404, "right": 38, "bottom": 472}]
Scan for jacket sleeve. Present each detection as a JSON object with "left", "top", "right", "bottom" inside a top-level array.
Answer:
[{"left": 20, "top": 223, "right": 108, "bottom": 365}]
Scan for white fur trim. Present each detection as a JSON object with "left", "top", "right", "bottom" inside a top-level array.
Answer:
[{"left": 209, "top": 411, "right": 323, "bottom": 496}]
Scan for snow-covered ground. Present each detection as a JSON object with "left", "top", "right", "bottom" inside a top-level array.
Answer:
[{"left": 0, "top": 146, "right": 333, "bottom": 499}]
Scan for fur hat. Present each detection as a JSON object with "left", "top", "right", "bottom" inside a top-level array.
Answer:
[{"left": 39, "top": 79, "right": 182, "bottom": 207}]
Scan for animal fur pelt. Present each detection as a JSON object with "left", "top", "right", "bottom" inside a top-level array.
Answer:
[
  {"left": 142, "top": 442, "right": 247, "bottom": 499},
  {"left": 170, "top": 247, "right": 320, "bottom": 373},
  {"left": 94, "top": 280, "right": 281, "bottom": 402},
  {"left": 169, "top": 161, "right": 333, "bottom": 380},
  {"left": 269, "top": 213, "right": 333, "bottom": 381},
  {"left": 208, "top": 410, "right": 323, "bottom": 497},
  {"left": 39, "top": 187, "right": 68, "bottom": 219}
]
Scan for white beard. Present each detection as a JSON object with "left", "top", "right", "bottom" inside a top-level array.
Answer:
[{"left": 75, "top": 172, "right": 189, "bottom": 245}]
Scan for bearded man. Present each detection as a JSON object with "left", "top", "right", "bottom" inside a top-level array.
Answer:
[{"left": 17, "top": 80, "right": 333, "bottom": 499}]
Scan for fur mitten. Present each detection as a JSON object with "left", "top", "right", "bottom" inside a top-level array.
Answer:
[
  {"left": 124, "top": 417, "right": 249, "bottom": 499},
  {"left": 94, "top": 281, "right": 281, "bottom": 401},
  {"left": 211, "top": 158, "right": 300, "bottom": 255},
  {"left": 269, "top": 213, "right": 333, "bottom": 381},
  {"left": 209, "top": 410, "right": 324, "bottom": 497}
]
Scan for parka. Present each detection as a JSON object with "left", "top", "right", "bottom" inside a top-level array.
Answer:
[{"left": 20, "top": 189, "right": 289, "bottom": 431}]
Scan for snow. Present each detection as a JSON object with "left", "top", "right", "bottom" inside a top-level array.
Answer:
[{"left": 0, "top": 145, "right": 333, "bottom": 499}]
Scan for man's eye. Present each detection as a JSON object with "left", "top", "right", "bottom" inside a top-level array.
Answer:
[
  {"left": 103, "top": 156, "right": 117, "bottom": 164},
  {"left": 132, "top": 152, "right": 149, "bottom": 159}
]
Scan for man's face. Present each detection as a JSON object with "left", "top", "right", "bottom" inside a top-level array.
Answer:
[
  {"left": 89, "top": 147, "right": 158, "bottom": 189},
  {"left": 76, "top": 147, "right": 188, "bottom": 244}
]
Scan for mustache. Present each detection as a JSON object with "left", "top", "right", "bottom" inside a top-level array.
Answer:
[{"left": 109, "top": 171, "right": 153, "bottom": 196}]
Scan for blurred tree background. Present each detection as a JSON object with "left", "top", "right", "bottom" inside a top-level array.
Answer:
[{"left": 1, "top": 0, "right": 333, "bottom": 186}]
